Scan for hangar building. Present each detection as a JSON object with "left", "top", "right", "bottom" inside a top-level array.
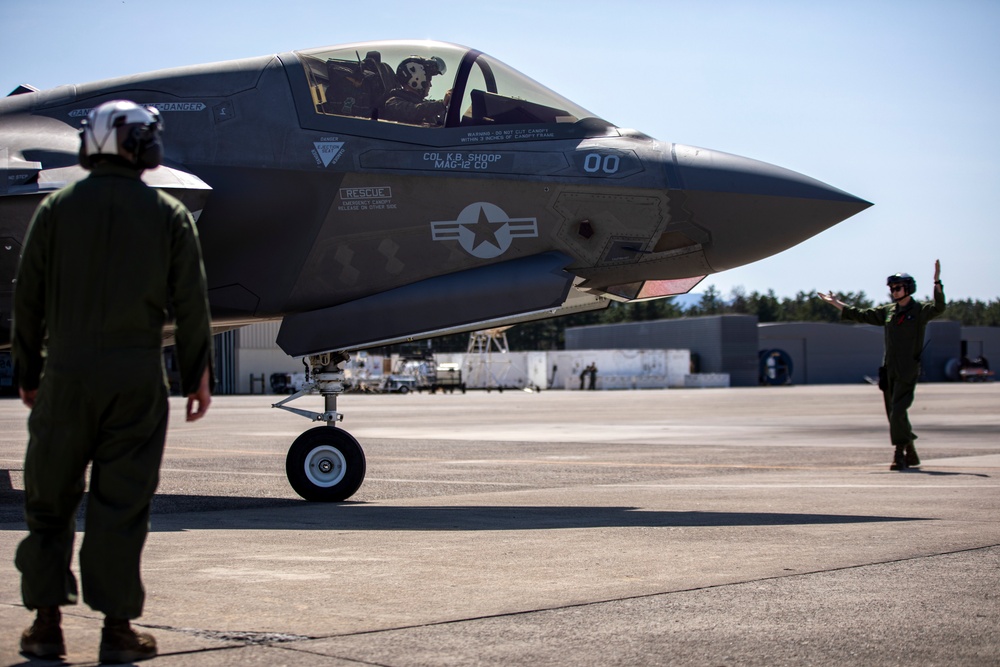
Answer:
[{"left": 566, "top": 316, "right": 994, "bottom": 386}]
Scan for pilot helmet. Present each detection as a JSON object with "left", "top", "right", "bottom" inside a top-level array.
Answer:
[
  {"left": 396, "top": 56, "right": 447, "bottom": 97},
  {"left": 79, "top": 100, "right": 163, "bottom": 171},
  {"left": 886, "top": 272, "right": 916, "bottom": 296}
]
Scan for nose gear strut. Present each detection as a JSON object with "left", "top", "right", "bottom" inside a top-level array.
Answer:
[
  {"left": 272, "top": 352, "right": 366, "bottom": 501},
  {"left": 271, "top": 352, "right": 350, "bottom": 424}
]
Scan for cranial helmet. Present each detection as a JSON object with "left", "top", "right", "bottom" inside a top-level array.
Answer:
[
  {"left": 887, "top": 272, "right": 916, "bottom": 296},
  {"left": 79, "top": 100, "right": 163, "bottom": 170},
  {"left": 396, "top": 56, "right": 447, "bottom": 97}
]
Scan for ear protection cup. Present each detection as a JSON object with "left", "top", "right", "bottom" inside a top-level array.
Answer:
[
  {"left": 136, "top": 132, "right": 163, "bottom": 169},
  {"left": 120, "top": 125, "right": 162, "bottom": 169},
  {"left": 78, "top": 128, "right": 93, "bottom": 169}
]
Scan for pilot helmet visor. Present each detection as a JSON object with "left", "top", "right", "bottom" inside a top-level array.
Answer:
[{"left": 425, "top": 56, "right": 447, "bottom": 77}]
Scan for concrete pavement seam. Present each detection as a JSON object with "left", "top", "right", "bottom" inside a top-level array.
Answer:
[
  {"left": 5, "top": 544, "right": 995, "bottom": 662},
  {"left": 131, "top": 543, "right": 1000, "bottom": 647},
  {"left": 315, "top": 543, "right": 1000, "bottom": 639}
]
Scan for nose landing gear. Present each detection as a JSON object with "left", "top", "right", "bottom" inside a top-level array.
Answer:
[{"left": 273, "top": 352, "right": 366, "bottom": 501}]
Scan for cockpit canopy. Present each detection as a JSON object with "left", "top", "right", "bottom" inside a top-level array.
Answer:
[{"left": 296, "top": 41, "right": 607, "bottom": 129}]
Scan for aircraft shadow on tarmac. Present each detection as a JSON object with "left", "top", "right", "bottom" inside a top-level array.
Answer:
[
  {"left": 0, "top": 495, "right": 931, "bottom": 533},
  {"left": 0, "top": 470, "right": 959, "bottom": 532},
  {"left": 0, "top": 471, "right": 932, "bottom": 532},
  {"left": 136, "top": 499, "right": 930, "bottom": 532}
]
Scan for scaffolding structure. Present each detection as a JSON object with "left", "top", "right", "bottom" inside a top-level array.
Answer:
[{"left": 465, "top": 327, "right": 514, "bottom": 390}]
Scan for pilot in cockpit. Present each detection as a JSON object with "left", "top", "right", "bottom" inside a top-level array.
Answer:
[{"left": 381, "top": 56, "right": 451, "bottom": 126}]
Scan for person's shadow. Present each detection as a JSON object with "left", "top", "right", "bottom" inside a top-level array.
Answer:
[{"left": 900, "top": 469, "right": 990, "bottom": 478}]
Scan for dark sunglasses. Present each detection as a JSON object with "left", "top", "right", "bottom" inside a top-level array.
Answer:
[{"left": 889, "top": 284, "right": 906, "bottom": 293}]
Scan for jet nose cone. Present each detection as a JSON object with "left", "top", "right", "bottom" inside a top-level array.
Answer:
[{"left": 668, "top": 145, "right": 871, "bottom": 272}]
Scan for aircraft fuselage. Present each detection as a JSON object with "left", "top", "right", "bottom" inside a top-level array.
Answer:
[{"left": 1, "top": 40, "right": 869, "bottom": 357}]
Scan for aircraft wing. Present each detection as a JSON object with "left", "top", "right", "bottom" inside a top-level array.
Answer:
[
  {"left": 1, "top": 161, "right": 212, "bottom": 217},
  {"left": 1, "top": 118, "right": 211, "bottom": 348}
]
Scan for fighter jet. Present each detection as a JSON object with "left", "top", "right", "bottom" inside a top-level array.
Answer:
[{"left": 0, "top": 40, "right": 870, "bottom": 501}]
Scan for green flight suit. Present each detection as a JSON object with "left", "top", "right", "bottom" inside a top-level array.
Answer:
[
  {"left": 11, "top": 163, "right": 212, "bottom": 619},
  {"left": 840, "top": 285, "right": 946, "bottom": 446}
]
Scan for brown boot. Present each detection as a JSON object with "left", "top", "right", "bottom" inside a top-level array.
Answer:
[
  {"left": 99, "top": 618, "right": 157, "bottom": 664},
  {"left": 20, "top": 606, "right": 65, "bottom": 659},
  {"left": 905, "top": 442, "right": 921, "bottom": 467}
]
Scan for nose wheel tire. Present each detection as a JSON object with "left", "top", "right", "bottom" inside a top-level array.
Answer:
[{"left": 285, "top": 427, "right": 366, "bottom": 501}]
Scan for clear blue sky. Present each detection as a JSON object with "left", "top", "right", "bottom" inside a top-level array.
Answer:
[{"left": 3, "top": 0, "right": 997, "bottom": 303}]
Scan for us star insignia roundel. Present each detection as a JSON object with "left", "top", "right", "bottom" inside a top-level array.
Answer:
[{"left": 430, "top": 202, "right": 538, "bottom": 259}]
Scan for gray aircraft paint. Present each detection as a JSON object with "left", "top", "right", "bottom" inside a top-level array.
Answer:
[{"left": 0, "top": 40, "right": 870, "bottom": 500}]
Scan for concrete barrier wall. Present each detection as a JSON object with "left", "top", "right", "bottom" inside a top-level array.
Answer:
[{"left": 437, "top": 349, "right": 692, "bottom": 390}]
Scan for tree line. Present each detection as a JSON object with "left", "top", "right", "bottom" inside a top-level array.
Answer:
[{"left": 427, "top": 286, "right": 1000, "bottom": 353}]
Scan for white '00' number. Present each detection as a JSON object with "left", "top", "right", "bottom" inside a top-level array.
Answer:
[{"left": 583, "top": 153, "right": 620, "bottom": 174}]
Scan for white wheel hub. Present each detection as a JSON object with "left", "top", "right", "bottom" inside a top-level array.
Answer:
[{"left": 304, "top": 445, "right": 347, "bottom": 487}]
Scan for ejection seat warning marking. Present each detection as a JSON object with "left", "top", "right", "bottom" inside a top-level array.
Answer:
[
  {"left": 338, "top": 186, "right": 395, "bottom": 212},
  {"left": 460, "top": 128, "right": 555, "bottom": 143},
  {"left": 313, "top": 141, "right": 345, "bottom": 168}
]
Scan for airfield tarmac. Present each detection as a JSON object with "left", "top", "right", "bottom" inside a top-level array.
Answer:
[{"left": 0, "top": 383, "right": 998, "bottom": 666}]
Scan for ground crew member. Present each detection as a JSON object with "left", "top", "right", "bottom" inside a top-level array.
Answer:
[
  {"left": 818, "top": 260, "right": 945, "bottom": 470},
  {"left": 12, "top": 100, "right": 213, "bottom": 663}
]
